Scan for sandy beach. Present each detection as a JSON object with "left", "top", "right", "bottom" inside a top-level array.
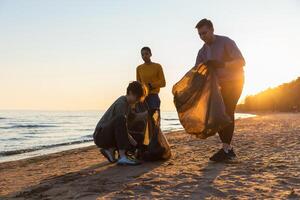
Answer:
[{"left": 1, "top": 113, "right": 300, "bottom": 199}]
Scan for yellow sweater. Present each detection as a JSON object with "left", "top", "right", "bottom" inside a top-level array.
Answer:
[{"left": 136, "top": 62, "right": 166, "bottom": 94}]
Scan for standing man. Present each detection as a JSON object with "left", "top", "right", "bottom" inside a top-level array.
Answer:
[
  {"left": 194, "top": 19, "right": 245, "bottom": 162},
  {"left": 136, "top": 47, "right": 166, "bottom": 117}
]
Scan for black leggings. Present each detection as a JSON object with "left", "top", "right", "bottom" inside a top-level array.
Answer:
[
  {"left": 218, "top": 78, "right": 244, "bottom": 144},
  {"left": 93, "top": 115, "right": 132, "bottom": 150}
]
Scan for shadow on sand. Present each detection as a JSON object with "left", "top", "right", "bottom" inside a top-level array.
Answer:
[
  {"left": 189, "top": 162, "right": 227, "bottom": 199},
  {"left": 4, "top": 160, "right": 164, "bottom": 200}
]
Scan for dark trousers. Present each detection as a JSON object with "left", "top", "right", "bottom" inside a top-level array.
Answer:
[
  {"left": 145, "top": 94, "right": 161, "bottom": 125},
  {"left": 218, "top": 78, "right": 244, "bottom": 144},
  {"left": 145, "top": 94, "right": 161, "bottom": 111},
  {"left": 93, "top": 115, "right": 132, "bottom": 150}
]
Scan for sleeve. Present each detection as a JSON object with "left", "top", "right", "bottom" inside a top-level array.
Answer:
[
  {"left": 136, "top": 67, "right": 142, "bottom": 82},
  {"left": 195, "top": 48, "right": 204, "bottom": 67},
  {"left": 225, "top": 38, "right": 245, "bottom": 62},
  {"left": 114, "top": 102, "right": 129, "bottom": 117},
  {"left": 150, "top": 64, "right": 166, "bottom": 89}
]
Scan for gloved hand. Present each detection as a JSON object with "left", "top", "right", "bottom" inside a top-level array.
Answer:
[{"left": 204, "top": 60, "right": 225, "bottom": 69}]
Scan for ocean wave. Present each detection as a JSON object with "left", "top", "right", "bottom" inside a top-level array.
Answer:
[
  {"left": 77, "top": 128, "right": 94, "bottom": 131},
  {"left": 60, "top": 115, "right": 87, "bottom": 118},
  {"left": 0, "top": 139, "right": 93, "bottom": 156},
  {"left": 162, "top": 127, "right": 184, "bottom": 132},
  {"left": 0, "top": 124, "right": 59, "bottom": 129},
  {"left": 162, "top": 118, "right": 179, "bottom": 121},
  {"left": 0, "top": 137, "right": 25, "bottom": 142},
  {"left": 81, "top": 135, "right": 93, "bottom": 139}
]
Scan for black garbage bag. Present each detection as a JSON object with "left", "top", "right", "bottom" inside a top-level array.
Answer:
[
  {"left": 127, "top": 103, "right": 148, "bottom": 152},
  {"left": 142, "top": 109, "right": 171, "bottom": 161},
  {"left": 128, "top": 102, "right": 171, "bottom": 161},
  {"left": 172, "top": 63, "right": 231, "bottom": 139}
]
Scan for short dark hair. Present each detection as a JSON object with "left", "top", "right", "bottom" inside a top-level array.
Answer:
[
  {"left": 126, "top": 81, "right": 144, "bottom": 99},
  {"left": 195, "top": 18, "right": 213, "bottom": 29},
  {"left": 141, "top": 46, "right": 152, "bottom": 54}
]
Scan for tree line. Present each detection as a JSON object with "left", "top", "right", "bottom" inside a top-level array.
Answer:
[{"left": 237, "top": 77, "right": 300, "bottom": 112}]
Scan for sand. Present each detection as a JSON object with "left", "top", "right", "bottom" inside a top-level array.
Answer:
[{"left": 1, "top": 113, "right": 300, "bottom": 199}]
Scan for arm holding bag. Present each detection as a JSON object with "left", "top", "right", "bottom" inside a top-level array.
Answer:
[{"left": 172, "top": 63, "right": 231, "bottom": 139}]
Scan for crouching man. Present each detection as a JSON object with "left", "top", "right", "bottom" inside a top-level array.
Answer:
[{"left": 93, "top": 81, "right": 146, "bottom": 166}]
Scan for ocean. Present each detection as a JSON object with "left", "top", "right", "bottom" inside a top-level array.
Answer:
[{"left": 0, "top": 110, "right": 254, "bottom": 163}]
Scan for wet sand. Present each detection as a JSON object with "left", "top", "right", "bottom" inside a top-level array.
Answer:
[{"left": 1, "top": 113, "right": 300, "bottom": 199}]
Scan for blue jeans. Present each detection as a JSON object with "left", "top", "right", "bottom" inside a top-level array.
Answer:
[
  {"left": 145, "top": 94, "right": 161, "bottom": 126},
  {"left": 145, "top": 94, "right": 161, "bottom": 111}
]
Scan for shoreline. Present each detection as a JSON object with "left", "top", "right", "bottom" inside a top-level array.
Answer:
[
  {"left": 2, "top": 113, "right": 300, "bottom": 199},
  {"left": 0, "top": 141, "right": 95, "bottom": 164},
  {"left": 0, "top": 113, "right": 255, "bottom": 164}
]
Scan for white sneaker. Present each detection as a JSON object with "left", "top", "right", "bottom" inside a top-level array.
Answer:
[{"left": 117, "top": 156, "right": 141, "bottom": 166}]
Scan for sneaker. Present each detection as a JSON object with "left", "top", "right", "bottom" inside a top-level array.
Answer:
[
  {"left": 100, "top": 148, "right": 117, "bottom": 163},
  {"left": 209, "top": 148, "right": 231, "bottom": 162},
  {"left": 228, "top": 148, "right": 237, "bottom": 158},
  {"left": 117, "top": 156, "right": 141, "bottom": 166},
  {"left": 126, "top": 150, "right": 137, "bottom": 160}
]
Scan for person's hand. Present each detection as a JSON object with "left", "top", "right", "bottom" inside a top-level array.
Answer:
[
  {"left": 148, "top": 83, "right": 154, "bottom": 90},
  {"left": 204, "top": 60, "right": 225, "bottom": 69}
]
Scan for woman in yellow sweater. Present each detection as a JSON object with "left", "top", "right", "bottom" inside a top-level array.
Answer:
[{"left": 136, "top": 47, "right": 166, "bottom": 115}]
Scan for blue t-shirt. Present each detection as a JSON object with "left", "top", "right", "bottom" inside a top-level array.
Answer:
[{"left": 195, "top": 35, "right": 245, "bottom": 82}]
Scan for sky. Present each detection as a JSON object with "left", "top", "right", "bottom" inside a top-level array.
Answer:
[{"left": 1, "top": 0, "right": 300, "bottom": 111}]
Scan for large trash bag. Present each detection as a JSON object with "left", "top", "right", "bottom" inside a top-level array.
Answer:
[
  {"left": 128, "top": 102, "right": 171, "bottom": 161},
  {"left": 128, "top": 103, "right": 149, "bottom": 150},
  {"left": 172, "top": 63, "right": 231, "bottom": 139},
  {"left": 142, "top": 109, "right": 172, "bottom": 161}
]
